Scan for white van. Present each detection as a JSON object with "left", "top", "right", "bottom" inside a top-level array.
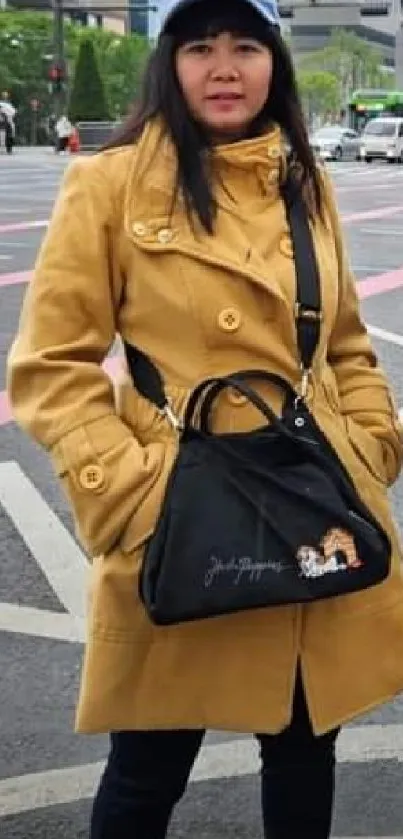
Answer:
[{"left": 360, "top": 117, "right": 403, "bottom": 163}]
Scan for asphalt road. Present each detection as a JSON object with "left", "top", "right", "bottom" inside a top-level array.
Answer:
[{"left": 1, "top": 147, "right": 403, "bottom": 838}]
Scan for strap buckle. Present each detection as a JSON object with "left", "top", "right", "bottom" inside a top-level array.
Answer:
[
  {"left": 294, "top": 303, "right": 322, "bottom": 322},
  {"left": 294, "top": 367, "right": 313, "bottom": 408},
  {"left": 162, "top": 400, "right": 183, "bottom": 431},
  {"left": 300, "top": 367, "right": 311, "bottom": 399}
]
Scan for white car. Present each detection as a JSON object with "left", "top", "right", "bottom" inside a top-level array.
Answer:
[
  {"left": 310, "top": 126, "right": 361, "bottom": 161},
  {"left": 360, "top": 117, "right": 403, "bottom": 163}
]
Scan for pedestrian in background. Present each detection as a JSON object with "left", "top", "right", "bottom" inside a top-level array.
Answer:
[
  {"left": 7, "top": 0, "right": 403, "bottom": 837},
  {"left": 0, "top": 101, "right": 16, "bottom": 154},
  {"left": 55, "top": 113, "right": 73, "bottom": 153},
  {"left": 0, "top": 108, "right": 8, "bottom": 152},
  {"left": 68, "top": 123, "right": 80, "bottom": 154}
]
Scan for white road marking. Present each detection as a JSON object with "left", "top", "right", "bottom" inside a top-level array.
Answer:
[
  {"left": 338, "top": 183, "right": 403, "bottom": 193},
  {"left": 0, "top": 603, "right": 85, "bottom": 643},
  {"left": 0, "top": 191, "right": 54, "bottom": 200},
  {"left": 1, "top": 726, "right": 403, "bottom": 817},
  {"left": 0, "top": 242, "right": 34, "bottom": 247},
  {"left": 356, "top": 267, "right": 399, "bottom": 274},
  {"left": 366, "top": 324, "right": 403, "bottom": 348},
  {"left": 0, "top": 168, "right": 60, "bottom": 175},
  {"left": 0, "top": 181, "right": 58, "bottom": 187},
  {"left": 359, "top": 322, "right": 403, "bottom": 422},
  {"left": 330, "top": 170, "right": 402, "bottom": 182},
  {"left": 0, "top": 208, "right": 41, "bottom": 214},
  {"left": 358, "top": 228, "right": 403, "bottom": 236},
  {"left": 0, "top": 461, "right": 87, "bottom": 618}
]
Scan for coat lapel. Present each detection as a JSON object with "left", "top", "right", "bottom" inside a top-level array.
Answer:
[{"left": 123, "top": 121, "right": 288, "bottom": 308}]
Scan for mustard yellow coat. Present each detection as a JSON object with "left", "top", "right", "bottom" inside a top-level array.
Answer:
[{"left": 7, "top": 121, "right": 403, "bottom": 735}]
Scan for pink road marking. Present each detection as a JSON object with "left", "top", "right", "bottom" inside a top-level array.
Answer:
[
  {"left": 0, "top": 270, "right": 31, "bottom": 288},
  {"left": 0, "top": 220, "right": 48, "bottom": 234},
  {"left": 357, "top": 267, "right": 403, "bottom": 299},
  {"left": 0, "top": 390, "right": 11, "bottom": 426},
  {"left": 1, "top": 267, "right": 403, "bottom": 427}
]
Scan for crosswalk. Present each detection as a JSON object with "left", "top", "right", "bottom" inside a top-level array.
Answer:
[{"left": 0, "top": 726, "right": 402, "bottom": 815}]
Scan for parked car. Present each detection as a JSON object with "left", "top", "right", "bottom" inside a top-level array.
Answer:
[
  {"left": 309, "top": 126, "right": 361, "bottom": 161},
  {"left": 359, "top": 117, "right": 403, "bottom": 163}
]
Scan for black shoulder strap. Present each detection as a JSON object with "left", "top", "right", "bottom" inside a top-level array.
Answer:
[
  {"left": 282, "top": 179, "right": 322, "bottom": 373},
  {"left": 124, "top": 182, "right": 322, "bottom": 409},
  {"left": 124, "top": 342, "right": 166, "bottom": 411}
]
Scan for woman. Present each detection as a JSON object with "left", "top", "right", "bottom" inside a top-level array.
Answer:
[
  {"left": 0, "top": 105, "right": 15, "bottom": 154},
  {"left": 55, "top": 114, "right": 73, "bottom": 153},
  {"left": 7, "top": 0, "right": 403, "bottom": 836}
]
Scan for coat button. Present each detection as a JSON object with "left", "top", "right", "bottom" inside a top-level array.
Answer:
[
  {"left": 279, "top": 234, "right": 293, "bottom": 258},
  {"left": 132, "top": 222, "right": 147, "bottom": 236},
  {"left": 227, "top": 388, "right": 247, "bottom": 406},
  {"left": 157, "top": 228, "right": 174, "bottom": 244},
  {"left": 217, "top": 307, "right": 242, "bottom": 333},
  {"left": 79, "top": 464, "right": 105, "bottom": 491},
  {"left": 268, "top": 146, "right": 281, "bottom": 159}
]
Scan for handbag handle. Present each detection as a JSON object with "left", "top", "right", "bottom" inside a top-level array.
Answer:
[
  {"left": 197, "top": 370, "right": 298, "bottom": 432},
  {"left": 184, "top": 370, "right": 297, "bottom": 437}
]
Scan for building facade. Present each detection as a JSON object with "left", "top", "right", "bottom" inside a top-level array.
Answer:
[
  {"left": 150, "top": 0, "right": 402, "bottom": 69},
  {"left": 279, "top": 0, "right": 402, "bottom": 67}
]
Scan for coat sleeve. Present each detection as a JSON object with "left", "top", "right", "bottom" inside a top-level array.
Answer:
[
  {"left": 322, "top": 171, "right": 403, "bottom": 486},
  {"left": 7, "top": 155, "right": 172, "bottom": 557}
]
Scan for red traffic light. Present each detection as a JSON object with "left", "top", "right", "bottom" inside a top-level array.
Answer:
[{"left": 49, "top": 64, "right": 64, "bottom": 81}]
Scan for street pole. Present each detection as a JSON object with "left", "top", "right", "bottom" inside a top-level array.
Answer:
[
  {"left": 396, "top": 24, "right": 403, "bottom": 90},
  {"left": 52, "top": 0, "right": 65, "bottom": 118}
]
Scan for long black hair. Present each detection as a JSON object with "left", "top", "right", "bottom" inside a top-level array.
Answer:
[{"left": 103, "top": 0, "right": 322, "bottom": 232}]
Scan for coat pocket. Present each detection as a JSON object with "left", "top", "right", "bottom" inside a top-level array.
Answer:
[
  {"left": 344, "top": 416, "right": 387, "bottom": 486},
  {"left": 88, "top": 441, "right": 178, "bottom": 640},
  {"left": 119, "top": 440, "right": 178, "bottom": 554},
  {"left": 51, "top": 415, "right": 168, "bottom": 557}
]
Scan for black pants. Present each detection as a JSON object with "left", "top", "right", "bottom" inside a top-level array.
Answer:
[
  {"left": 91, "top": 676, "right": 339, "bottom": 839},
  {"left": 56, "top": 136, "right": 69, "bottom": 152},
  {"left": 3, "top": 127, "right": 13, "bottom": 154}
]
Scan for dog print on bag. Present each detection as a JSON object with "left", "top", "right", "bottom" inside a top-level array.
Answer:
[{"left": 296, "top": 528, "right": 363, "bottom": 579}]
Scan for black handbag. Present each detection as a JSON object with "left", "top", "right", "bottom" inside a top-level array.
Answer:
[{"left": 123, "top": 182, "right": 391, "bottom": 625}]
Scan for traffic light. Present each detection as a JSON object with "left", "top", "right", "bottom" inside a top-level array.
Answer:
[{"left": 48, "top": 63, "right": 65, "bottom": 93}]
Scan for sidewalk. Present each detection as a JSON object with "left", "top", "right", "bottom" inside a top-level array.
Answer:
[
  {"left": 0, "top": 146, "right": 84, "bottom": 160},
  {"left": 3, "top": 145, "right": 89, "bottom": 157},
  {"left": 12, "top": 146, "right": 55, "bottom": 155}
]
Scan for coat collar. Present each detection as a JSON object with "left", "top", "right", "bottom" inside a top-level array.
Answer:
[{"left": 123, "top": 119, "right": 289, "bottom": 306}]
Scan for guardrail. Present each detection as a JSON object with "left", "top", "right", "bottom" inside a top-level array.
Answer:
[{"left": 76, "top": 120, "right": 120, "bottom": 151}]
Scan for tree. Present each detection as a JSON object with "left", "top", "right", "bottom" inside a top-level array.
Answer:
[
  {"left": 0, "top": 11, "right": 150, "bottom": 140},
  {"left": 297, "top": 70, "right": 340, "bottom": 126},
  {"left": 298, "top": 29, "right": 395, "bottom": 107},
  {"left": 83, "top": 29, "right": 150, "bottom": 119},
  {"left": 0, "top": 11, "right": 56, "bottom": 143},
  {"left": 68, "top": 38, "right": 111, "bottom": 122}
]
